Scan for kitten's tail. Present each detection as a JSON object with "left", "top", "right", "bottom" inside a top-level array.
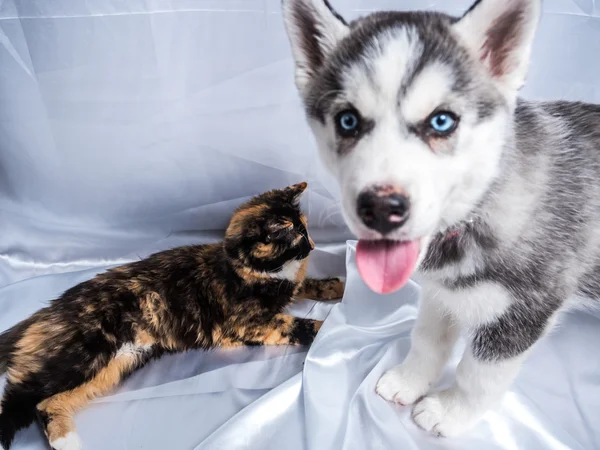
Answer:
[
  {"left": 0, "top": 318, "right": 40, "bottom": 449},
  {"left": 0, "top": 387, "right": 40, "bottom": 449}
]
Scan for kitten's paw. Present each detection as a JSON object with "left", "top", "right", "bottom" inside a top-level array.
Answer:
[
  {"left": 51, "top": 432, "right": 83, "bottom": 450},
  {"left": 412, "top": 390, "right": 479, "bottom": 437},
  {"left": 376, "top": 364, "right": 431, "bottom": 406},
  {"left": 322, "top": 277, "right": 345, "bottom": 299}
]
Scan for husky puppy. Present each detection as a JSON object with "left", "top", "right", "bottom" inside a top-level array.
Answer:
[{"left": 282, "top": 0, "right": 600, "bottom": 437}]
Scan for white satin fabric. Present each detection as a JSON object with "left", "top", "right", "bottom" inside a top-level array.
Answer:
[
  {"left": 1, "top": 0, "right": 600, "bottom": 449},
  {"left": 2, "top": 242, "right": 599, "bottom": 449}
]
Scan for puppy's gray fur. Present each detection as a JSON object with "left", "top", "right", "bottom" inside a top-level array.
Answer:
[{"left": 283, "top": 0, "right": 600, "bottom": 437}]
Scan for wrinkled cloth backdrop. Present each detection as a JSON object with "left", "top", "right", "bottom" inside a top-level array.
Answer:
[{"left": 1, "top": 1, "right": 599, "bottom": 449}]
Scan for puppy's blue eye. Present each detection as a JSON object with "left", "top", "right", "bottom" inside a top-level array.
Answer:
[
  {"left": 340, "top": 113, "right": 358, "bottom": 130},
  {"left": 336, "top": 109, "right": 361, "bottom": 137},
  {"left": 429, "top": 112, "right": 458, "bottom": 134}
]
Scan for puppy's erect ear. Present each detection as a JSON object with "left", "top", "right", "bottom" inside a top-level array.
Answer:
[
  {"left": 282, "top": 0, "right": 349, "bottom": 94},
  {"left": 454, "top": 0, "right": 541, "bottom": 93}
]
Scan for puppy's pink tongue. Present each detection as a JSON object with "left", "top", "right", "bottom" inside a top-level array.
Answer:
[{"left": 356, "top": 240, "right": 420, "bottom": 294}]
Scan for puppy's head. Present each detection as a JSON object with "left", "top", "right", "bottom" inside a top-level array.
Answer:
[
  {"left": 283, "top": 0, "right": 540, "bottom": 292},
  {"left": 225, "top": 182, "right": 314, "bottom": 280}
]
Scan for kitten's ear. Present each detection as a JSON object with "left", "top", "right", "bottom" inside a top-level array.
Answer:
[
  {"left": 454, "top": 0, "right": 541, "bottom": 93},
  {"left": 284, "top": 182, "right": 308, "bottom": 203},
  {"left": 282, "top": 0, "right": 349, "bottom": 95}
]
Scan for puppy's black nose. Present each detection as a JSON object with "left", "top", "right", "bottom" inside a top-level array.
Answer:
[{"left": 356, "top": 186, "right": 410, "bottom": 235}]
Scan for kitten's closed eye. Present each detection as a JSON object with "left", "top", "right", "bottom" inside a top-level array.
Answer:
[
  {"left": 269, "top": 221, "right": 294, "bottom": 232},
  {"left": 264, "top": 222, "right": 294, "bottom": 244}
]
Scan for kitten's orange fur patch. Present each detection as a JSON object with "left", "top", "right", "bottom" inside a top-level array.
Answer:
[
  {"left": 296, "top": 277, "right": 344, "bottom": 300},
  {"left": 8, "top": 319, "right": 68, "bottom": 384},
  {"left": 295, "top": 258, "right": 309, "bottom": 284},
  {"left": 235, "top": 266, "right": 272, "bottom": 282},
  {"left": 227, "top": 204, "right": 268, "bottom": 238},
  {"left": 299, "top": 215, "right": 308, "bottom": 228},
  {"left": 37, "top": 349, "right": 143, "bottom": 442},
  {"left": 259, "top": 315, "right": 295, "bottom": 345},
  {"left": 253, "top": 242, "right": 275, "bottom": 258},
  {"left": 139, "top": 291, "right": 180, "bottom": 349},
  {"left": 135, "top": 329, "right": 156, "bottom": 347}
]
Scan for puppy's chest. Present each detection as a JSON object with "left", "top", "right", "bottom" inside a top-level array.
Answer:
[
  {"left": 424, "top": 277, "right": 514, "bottom": 328},
  {"left": 420, "top": 223, "right": 489, "bottom": 282},
  {"left": 416, "top": 225, "right": 514, "bottom": 327}
]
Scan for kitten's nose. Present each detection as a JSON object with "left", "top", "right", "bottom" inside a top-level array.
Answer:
[{"left": 356, "top": 185, "right": 410, "bottom": 235}]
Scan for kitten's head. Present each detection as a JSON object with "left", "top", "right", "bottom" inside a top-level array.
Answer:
[{"left": 225, "top": 182, "right": 314, "bottom": 280}]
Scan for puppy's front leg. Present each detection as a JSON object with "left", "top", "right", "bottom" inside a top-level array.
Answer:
[
  {"left": 412, "top": 304, "right": 557, "bottom": 437},
  {"left": 376, "top": 286, "right": 459, "bottom": 405},
  {"left": 411, "top": 347, "right": 524, "bottom": 437}
]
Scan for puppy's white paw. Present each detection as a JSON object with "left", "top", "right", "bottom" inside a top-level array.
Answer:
[
  {"left": 412, "top": 390, "right": 479, "bottom": 437},
  {"left": 376, "top": 364, "right": 432, "bottom": 406},
  {"left": 51, "top": 432, "right": 83, "bottom": 450}
]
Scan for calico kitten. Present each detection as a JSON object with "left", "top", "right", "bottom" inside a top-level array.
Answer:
[{"left": 0, "top": 182, "right": 344, "bottom": 450}]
